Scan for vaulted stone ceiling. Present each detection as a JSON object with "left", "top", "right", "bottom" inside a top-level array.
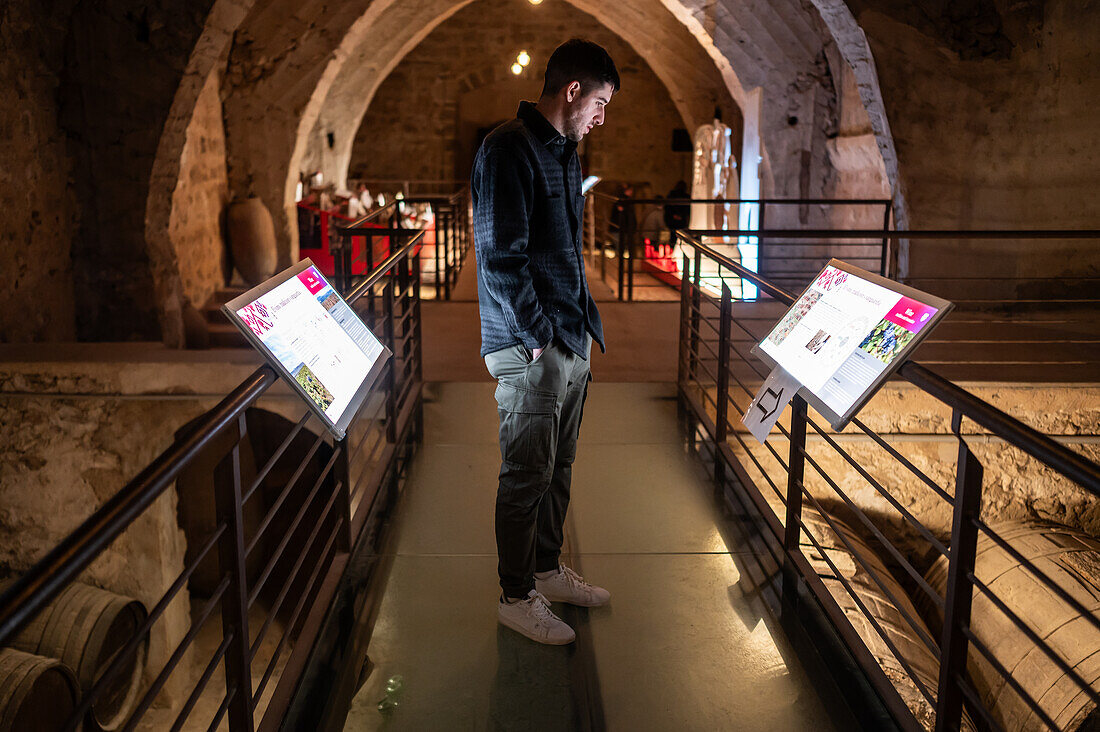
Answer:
[{"left": 218, "top": 0, "right": 806, "bottom": 265}]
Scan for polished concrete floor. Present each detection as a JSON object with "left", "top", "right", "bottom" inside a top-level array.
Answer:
[{"left": 342, "top": 382, "right": 834, "bottom": 730}]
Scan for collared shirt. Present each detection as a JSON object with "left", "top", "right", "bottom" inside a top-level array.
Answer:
[{"left": 471, "top": 101, "right": 604, "bottom": 359}]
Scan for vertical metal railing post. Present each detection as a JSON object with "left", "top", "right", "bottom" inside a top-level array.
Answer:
[
  {"left": 383, "top": 275, "right": 398, "bottom": 445},
  {"left": 412, "top": 250, "right": 425, "bottom": 443},
  {"left": 616, "top": 205, "right": 626, "bottom": 301},
  {"left": 782, "top": 395, "right": 808, "bottom": 607},
  {"left": 714, "top": 282, "right": 733, "bottom": 496},
  {"left": 434, "top": 204, "right": 444, "bottom": 301},
  {"left": 757, "top": 199, "right": 767, "bottom": 284},
  {"left": 627, "top": 201, "right": 636, "bottom": 301},
  {"left": 678, "top": 248, "right": 691, "bottom": 388},
  {"left": 935, "top": 409, "right": 985, "bottom": 732},
  {"left": 690, "top": 248, "right": 702, "bottom": 381},
  {"left": 335, "top": 439, "right": 353, "bottom": 552},
  {"left": 214, "top": 414, "right": 255, "bottom": 732}
]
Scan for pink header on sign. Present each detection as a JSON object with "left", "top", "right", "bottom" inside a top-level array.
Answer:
[
  {"left": 297, "top": 267, "right": 325, "bottom": 295},
  {"left": 885, "top": 296, "right": 937, "bottom": 333}
]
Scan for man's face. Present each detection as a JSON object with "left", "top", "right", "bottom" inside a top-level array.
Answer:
[{"left": 563, "top": 82, "right": 613, "bottom": 142}]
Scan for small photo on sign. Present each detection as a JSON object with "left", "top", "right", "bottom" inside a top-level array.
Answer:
[
  {"left": 859, "top": 320, "right": 915, "bottom": 364},
  {"left": 292, "top": 362, "right": 335, "bottom": 411},
  {"left": 805, "top": 329, "right": 830, "bottom": 355},
  {"left": 768, "top": 290, "right": 821, "bottom": 346}
]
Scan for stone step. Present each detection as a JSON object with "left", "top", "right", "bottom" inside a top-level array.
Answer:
[
  {"left": 206, "top": 322, "right": 250, "bottom": 349},
  {"left": 214, "top": 287, "right": 247, "bottom": 302}
]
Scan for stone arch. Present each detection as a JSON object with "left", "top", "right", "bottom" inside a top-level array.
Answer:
[
  {"left": 143, "top": 0, "right": 256, "bottom": 347},
  {"left": 215, "top": 0, "right": 899, "bottom": 270},
  {"left": 309, "top": 0, "right": 740, "bottom": 201}
]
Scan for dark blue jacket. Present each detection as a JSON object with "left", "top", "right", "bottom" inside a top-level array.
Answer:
[{"left": 472, "top": 102, "right": 604, "bottom": 358}]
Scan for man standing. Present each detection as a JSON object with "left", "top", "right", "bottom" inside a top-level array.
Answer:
[{"left": 472, "top": 39, "right": 619, "bottom": 645}]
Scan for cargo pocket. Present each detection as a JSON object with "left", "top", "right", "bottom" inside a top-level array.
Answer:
[{"left": 495, "top": 382, "right": 557, "bottom": 472}]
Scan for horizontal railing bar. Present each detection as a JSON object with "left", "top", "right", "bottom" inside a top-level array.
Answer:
[
  {"left": 905, "top": 275, "right": 1100, "bottom": 281},
  {"left": 351, "top": 417, "right": 384, "bottom": 459},
  {"left": 245, "top": 430, "right": 328, "bottom": 559},
  {"left": 900, "top": 363, "right": 1100, "bottom": 495},
  {"left": 967, "top": 572, "right": 1100, "bottom": 707},
  {"left": 394, "top": 372, "right": 418, "bottom": 412},
  {"left": 681, "top": 234, "right": 1100, "bottom": 496},
  {"left": 797, "top": 441, "right": 947, "bottom": 615},
  {"left": 805, "top": 416, "right": 951, "bottom": 562},
  {"left": 244, "top": 410, "right": 314, "bottom": 505},
  {"left": 0, "top": 366, "right": 275, "bottom": 647},
  {"left": 951, "top": 668, "right": 1005, "bottom": 732},
  {"left": 205, "top": 684, "right": 235, "bottom": 732},
  {"left": 248, "top": 482, "right": 342, "bottom": 663},
  {"left": 340, "top": 227, "right": 409, "bottom": 237},
  {"left": 973, "top": 518, "right": 1100, "bottom": 636},
  {"left": 795, "top": 510, "right": 938, "bottom": 708},
  {"left": 848, "top": 417, "right": 956, "bottom": 506},
  {"left": 67, "top": 521, "right": 228, "bottom": 728},
  {"left": 247, "top": 446, "right": 341, "bottom": 608},
  {"left": 682, "top": 390, "right": 923, "bottom": 729},
  {"left": 795, "top": 479, "right": 942, "bottom": 659},
  {"left": 253, "top": 517, "right": 343, "bottom": 708},
  {"left": 691, "top": 361, "right": 721, "bottom": 391},
  {"left": 959, "top": 629, "right": 1058, "bottom": 731},
  {"left": 337, "top": 200, "right": 400, "bottom": 229},
  {"left": 345, "top": 232, "right": 426, "bottom": 303},
  {"left": 679, "top": 235, "right": 794, "bottom": 303},
  {"left": 592, "top": 194, "right": 892, "bottom": 205},
  {"left": 724, "top": 414, "right": 789, "bottom": 506},
  {"left": 686, "top": 228, "right": 1100, "bottom": 239},
  {"left": 169, "top": 631, "right": 234, "bottom": 732},
  {"left": 122, "top": 576, "right": 231, "bottom": 732}
]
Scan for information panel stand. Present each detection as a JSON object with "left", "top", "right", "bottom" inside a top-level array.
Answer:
[
  {"left": 223, "top": 259, "right": 391, "bottom": 439},
  {"left": 744, "top": 259, "right": 952, "bottom": 442}
]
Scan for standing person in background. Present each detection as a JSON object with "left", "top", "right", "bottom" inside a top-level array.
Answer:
[
  {"left": 472, "top": 39, "right": 619, "bottom": 645},
  {"left": 663, "top": 179, "right": 690, "bottom": 236}
]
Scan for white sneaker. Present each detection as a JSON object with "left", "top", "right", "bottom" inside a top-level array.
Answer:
[
  {"left": 498, "top": 590, "right": 576, "bottom": 645},
  {"left": 535, "top": 566, "right": 611, "bottom": 607}
]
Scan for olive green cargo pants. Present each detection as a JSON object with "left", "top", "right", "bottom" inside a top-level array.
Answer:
[{"left": 484, "top": 336, "right": 592, "bottom": 599}]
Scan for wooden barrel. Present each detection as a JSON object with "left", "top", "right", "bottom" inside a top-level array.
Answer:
[
  {"left": 227, "top": 197, "right": 277, "bottom": 285},
  {"left": 0, "top": 648, "right": 81, "bottom": 731},
  {"left": 4, "top": 582, "right": 147, "bottom": 731},
  {"left": 925, "top": 520, "right": 1100, "bottom": 731},
  {"left": 800, "top": 508, "right": 945, "bottom": 730}
]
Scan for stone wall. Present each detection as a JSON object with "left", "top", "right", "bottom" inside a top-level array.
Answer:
[
  {"left": 832, "top": 0, "right": 1100, "bottom": 281},
  {"left": 0, "top": 0, "right": 79, "bottom": 343},
  {"left": 347, "top": 0, "right": 725, "bottom": 197},
  {"left": 721, "top": 381, "right": 1100, "bottom": 569},
  {"left": 61, "top": 0, "right": 218, "bottom": 342},
  {"left": 0, "top": 344, "right": 312, "bottom": 708},
  {"left": 169, "top": 70, "right": 230, "bottom": 310}
]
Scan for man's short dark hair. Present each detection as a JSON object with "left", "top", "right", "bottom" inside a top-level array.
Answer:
[{"left": 541, "top": 39, "right": 620, "bottom": 98}]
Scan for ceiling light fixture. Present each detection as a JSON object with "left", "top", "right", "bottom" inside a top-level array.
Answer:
[
  {"left": 511, "top": 62, "right": 523, "bottom": 75},
  {"left": 517, "top": 50, "right": 531, "bottom": 66}
]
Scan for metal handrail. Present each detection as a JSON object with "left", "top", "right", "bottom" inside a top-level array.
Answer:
[
  {"left": 678, "top": 229, "right": 1100, "bottom": 730},
  {"left": 0, "top": 225, "right": 426, "bottom": 643},
  {"left": 339, "top": 200, "right": 401, "bottom": 231},
  {"left": 345, "top": 232, "right": 425, "bottom": 302},
  {"left": 0, "top": 367, "right": 275, "bottom": 645},
  {"left": 688, "top": 228, "right": 1100, "bottom": 239},
  {"left": 590, "top": 193, "right": 893, "bottom": 206},
  {"left": 676, "top": 231, "right": 1100, "bottom": 496}
]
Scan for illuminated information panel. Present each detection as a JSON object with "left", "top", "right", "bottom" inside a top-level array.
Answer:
[
  {"left": 223, "top": 259, "right": 390, "bottom": 439},
  {"left": 754, "top": 259, "right": 952, "bottom": 430}
]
